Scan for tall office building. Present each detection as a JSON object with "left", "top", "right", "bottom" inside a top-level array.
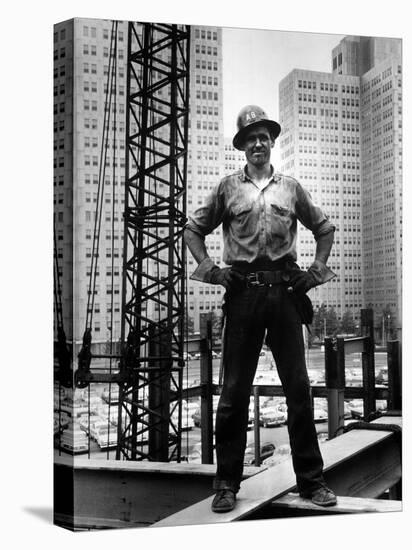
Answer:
[
  {"left": 186, "top": 26, "right": 225, "bottom": 332},
  {"left": 53, "top": 19, "right": 224, "bottom": 345},
  {"left": 279, "top": 36, "right": 402, "bottom": 333},
  {"left": 279, "top": 69, "right": 363, "bottom": 322},
  {"left": 54, "top": 19, "right": 128, "bottom": 350}
]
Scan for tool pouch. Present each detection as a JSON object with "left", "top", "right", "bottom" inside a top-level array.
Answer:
[
  {"left": 284, "top": 264, "right": 314, "bottom": 326},
  {"left": 299, "top": 293, "right": 314, "bottom": 326}
]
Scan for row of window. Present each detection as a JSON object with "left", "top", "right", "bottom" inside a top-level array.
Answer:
[
  {"left": 196, "top": 105, "right": 219, "bottom": 116},
  {"left": 83, "top": 44, "right": 125, "bottom": 59},
  {"left": 195, "top": 59, "right": 219, "bottom": 71},
  {"left": 53, "top": 28, "right": 66, "bottom": 42},
  {"left": 298, "top": 95, "right": 360, "bottom": 108},
  {"left": 53, "top": 102, "right": 65, "bottom": 114},
  {"left": 196, "top": 120, "right": 219, "bottom": 131},
  {"left": 53, "top": 65, "right": 66, "bottom": 78},
  {"left": 53, "top": 47, "right": 66, "bottom": 60},
  {"left": 54, "top": 84, "right": 65, "bottom": 96},
  {"left": 194, "top": 44, "right": 218, "bottom": 56},
  {"left": 195, "top": 90, "right": 219, "bottom": 101},
  {"left": 82, "top": 25, "right": 125, "bottom": 41},
  {"left": 53, "top": 175, "right": 65, "bottom": 186},
  {"left": 191, "top": 167, "right": 221, "bottom": 175},
  {"left": 82, "top": 63, "right": 126, "bottom": 78},
  {"left": 298, "top": 120, "right": 318, "bottom": 128},
  {"left": 194, "top": 29, "right": 218, "bottom": 41},
  {"left": 196, "top": 135, "right": 220, "bottom": 146},
  {"left": 195, "top": 74, "right": 219, "bottom": 86}
]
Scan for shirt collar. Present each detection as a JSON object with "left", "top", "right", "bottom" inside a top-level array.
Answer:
[{"left": 240, "top": 165, "right": 281, "bottom": 184}]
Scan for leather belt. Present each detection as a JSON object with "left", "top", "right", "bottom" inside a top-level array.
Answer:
[{"left": 245, "top": 270, "right": 291, "bottom": 288}]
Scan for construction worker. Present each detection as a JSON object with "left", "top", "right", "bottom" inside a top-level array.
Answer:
[{"left": 184, "top": 105, "right": 337, "bottom": 512}]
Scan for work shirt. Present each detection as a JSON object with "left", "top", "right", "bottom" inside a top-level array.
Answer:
[{"left": 186, "top": 166, "right": 335, "bottom": 283}]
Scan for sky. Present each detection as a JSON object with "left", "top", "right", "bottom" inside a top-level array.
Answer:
[{"left": 222, "top": 27, "right": 346, "bottom": 138}]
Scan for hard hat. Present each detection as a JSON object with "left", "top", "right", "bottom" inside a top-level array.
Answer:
[{"left": 232, "top": 105, "right": 281, "bottom": 151}]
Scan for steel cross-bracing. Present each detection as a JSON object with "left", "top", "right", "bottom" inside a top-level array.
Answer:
[{"left": 117, "top": 22, "right": 191, "bottom": 461}]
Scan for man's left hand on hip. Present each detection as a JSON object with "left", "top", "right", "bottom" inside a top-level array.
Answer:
[{"left": 288, "top": 270, "right": 317, "bottom": 294}]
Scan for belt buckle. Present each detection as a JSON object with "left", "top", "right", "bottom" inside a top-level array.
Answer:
[{"left": 247, "top": 271, "right": 264, "bottom": 287}]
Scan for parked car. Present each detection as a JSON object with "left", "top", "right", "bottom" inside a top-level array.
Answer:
[
  {"left": 58, "top": 424, "right": 89, "bottom": 454},
  {"left": 95, "top": 425, "right": 118, "bottom": 449},
  {"left": 59, "top": 397, "right": 89, "bottom": 417},
  {"left": 344, "top": 401, "right": 352, "bottom": 419},
  {"left": 185, "top": 442, "right": 216, "bottom": 464},
  {"left": 244, "top": 442, "right": 276, "bottom": 465},
  {"left": 259, "top": 406, "right": 286, "bottom": 428},
  {"left": 54, "top": 411, "right": 70, "bottom": 432},
  {"left": 53, "top": 418, "right": 60, "bottom": 435},
  {"left": 171, "top": 410, "right": 194, "bottom": 431},
  {"left": 102, "top": 385, "right": 119, "bottom": 404},
  {"left": 347, "top": 400, "right": 364, "bottom": 419},
  {"left": 192, "top": 408, "right": 217, "bottom": 430},
  {"left": 79, "top": 413, "right": 101, "bottom": 434},
  {"left": 313, "top": 405, "right": 328, "bottom": 422},
  {"left": 88, "top": 417, "right": 110, "bottom": 440},
  {"left": 376, "top": 368, "right": 388, "bottom": 386},
  {"left": 262, "top": 444, "right": 291, "bottom": 466},
  {"left": 346, "top": 369, "right": 363, "bottom": 387}
]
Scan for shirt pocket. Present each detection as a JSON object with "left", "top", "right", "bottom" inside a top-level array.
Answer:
[
  {"left": 230, "top": 201, "right": 255, "bottom": 237},
  {"left": 271, "top": 203, "right": 291, "bottom": 217},
  {"left": 270, "top": 203, "right": 293, "bottom": 237},
  {"left": 232, "top": 202, "right": 253, "bottom": 217}
]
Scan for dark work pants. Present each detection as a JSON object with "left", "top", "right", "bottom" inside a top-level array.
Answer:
[{"left": 214, "top": 283, "right": 325, "bottom": 494}]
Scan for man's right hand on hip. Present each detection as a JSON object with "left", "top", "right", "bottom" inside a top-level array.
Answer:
[{"left": 209, "top": 267, "right": 244, "bottom": 291}]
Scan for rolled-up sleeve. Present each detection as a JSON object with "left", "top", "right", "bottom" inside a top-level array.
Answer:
[
  {"left": 294, "top": 182, "right": 335, "bottom": 240},
  {"left": 185, "top": 181, "right": 225, "bottom": 237}
]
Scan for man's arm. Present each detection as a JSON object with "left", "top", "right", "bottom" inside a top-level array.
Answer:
[
  {"left": 183, "top": 227, "right": 208, "bottom": 265},
  {"left": 290, "top": 230, "right": 335, "bottom": 294},
  {"left": 314, "top": 230, "right": 334, "bottom": 265},
  {"left": 184, "top": 228, "right": 244, "bottom": 290}
]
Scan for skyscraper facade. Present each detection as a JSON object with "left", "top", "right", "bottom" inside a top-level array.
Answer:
[
  {"left": 333, "top": 36, "right": 402, "bottom": 335},
  {"left": 186, "top": 26, "right": 225, "bottom": 332},
  {"left": 53, "top": 19, "right": 224, "bottom": 345},
  {"left": 279, "top": 69, "right": 363, "bottom": 322},
  {"left": 279, "top": 36, "right": 402, "bottom": 334}
]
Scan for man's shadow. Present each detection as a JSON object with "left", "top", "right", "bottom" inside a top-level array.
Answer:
[{"left": 23, "top": 507, "right": 53, "bottom": 524}]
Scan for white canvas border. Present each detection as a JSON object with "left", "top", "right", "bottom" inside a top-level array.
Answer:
[{"left": 2, "top": 0, "right": 410, "bottom": 548}]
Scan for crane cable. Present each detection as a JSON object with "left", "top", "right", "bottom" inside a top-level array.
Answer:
[
  {"left": 105, "top": 20, "right": 119, "bottom": 457},
  {"left": 53, "top": 220, "right": 72, "bottom": 387},
  {"left": 76, "top": 20, "right": 119, "bottom": 389}
]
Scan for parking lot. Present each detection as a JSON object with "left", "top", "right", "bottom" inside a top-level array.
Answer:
[{"left": 55, "top": 349, "right": 388, "bottom": 463}]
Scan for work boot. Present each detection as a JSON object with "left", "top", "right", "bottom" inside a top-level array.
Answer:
[
  {"left": 211, "top": 488, "right": 236, "bottom": 513},
  {"left": 300, "top": 486, "right": 337, "bottom": 507}
]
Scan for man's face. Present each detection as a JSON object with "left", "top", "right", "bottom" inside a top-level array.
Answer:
[{"left": 243, "top": 124, "right": 274, "bottom": 167}]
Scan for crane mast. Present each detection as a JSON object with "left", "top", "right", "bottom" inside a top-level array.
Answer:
[{"left": 116, "top": 22, "right": 191, "bottom": 460}]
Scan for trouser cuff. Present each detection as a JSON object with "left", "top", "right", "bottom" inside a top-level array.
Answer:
[{"left": 213, "top": 478, "right": 240, "bottom": 493}]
